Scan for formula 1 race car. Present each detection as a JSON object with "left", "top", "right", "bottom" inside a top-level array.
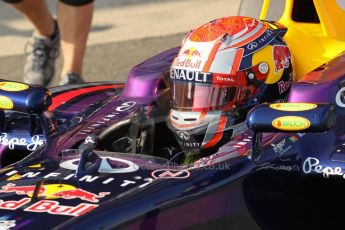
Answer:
[{"left": 0, "top": 0, "right": 344, "bottom": 229}]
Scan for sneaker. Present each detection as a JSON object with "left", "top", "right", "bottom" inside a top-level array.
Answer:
[
  {"left": 23, "top": 23, "right": 60, "bottom": 87},
  {"left": 59, "top": 72, "right": 85, "bottom": 85}
]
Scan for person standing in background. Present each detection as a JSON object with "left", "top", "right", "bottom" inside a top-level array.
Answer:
[{"left": 2, "top": 0, "right": 94, "bottom": 86}]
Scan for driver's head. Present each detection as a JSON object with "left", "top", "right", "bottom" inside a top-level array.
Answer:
[{"left": 167, "top": 16, "right": 294, "bottom": 154}]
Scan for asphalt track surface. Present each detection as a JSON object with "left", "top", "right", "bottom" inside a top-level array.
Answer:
[
  {"left": 0, "top": 32, "right": 184, "bottom": 85},
  {"left": 0, "top": 0, "right": 244, "bottom": 86},
  {"left": 0, "top": 0, "right": 284, "bottom": 86},
  {"left": 0, "top": 0, "right": 285, "bottom": 86}
]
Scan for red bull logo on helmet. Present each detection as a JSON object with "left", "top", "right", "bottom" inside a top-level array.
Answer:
[
  {"left": 273, "top": 45, "right": 291, "bottom": 73},
  {"left": 173, "top": 39, "right": 215, "bottom": 71},
  {"left": 174, "top": 58, "right": 202, "bottom": 69},
  {"left": 173, "top": 47, "right": 204, "bottom": 70},
  {"left": 182, "top": 47, "right": 202, "bottom": 59},
  {"left": 277, "top": 73, "right": 293, "bottom": 94}
]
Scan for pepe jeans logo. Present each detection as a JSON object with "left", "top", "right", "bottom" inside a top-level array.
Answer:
[
  {"left": 0, "top": 95, "right": 13, "bottom": 110},
  {"left": 270, "top": 103, "right": 317, "bottom": 111},
  {"left": 303, "top": 157, "right": 345, "bottom": 179},
  {"left": 0, "top": 133, "right": 44, "bottom": 151},
  {"left": 272, "top": 116, "right": 310, "bottom": 131}
]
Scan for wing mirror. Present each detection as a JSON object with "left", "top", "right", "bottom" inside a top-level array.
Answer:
[
  {"left": 246, "top": 103, "right": 336, "bottom": 161},
  {"left": 0, "top": 80, "right": 56, "bottom": 136}
]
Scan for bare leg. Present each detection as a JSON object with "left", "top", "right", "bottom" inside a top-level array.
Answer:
[
  {"left": 57, "top": 1, "right": 94, "bottom": 78},
  {"left": 8, "top": 0, "right": 55, "bottom": 36}
]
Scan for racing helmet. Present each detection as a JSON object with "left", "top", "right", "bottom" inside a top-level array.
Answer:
[{"left": 167, "top": 16, "right": 294, "bottom": 154}]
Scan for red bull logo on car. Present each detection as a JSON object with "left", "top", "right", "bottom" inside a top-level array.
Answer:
[
  {"left": 273, "top": 45, "right": 291, "bottom": 73},
  {"left": 0, "top": 183, "right": 110, "bottom": 216},
  {"left": 0, "top": 198, "right": 97, "bottom": 217},
  {"left": 0, "top": 183, "right": 45, "bottom": 195},
  {"left": 0, "top": 183, "right": 110, "bottom": 203},
  {"left": 52, "top": 189, "right": 109, "bottom": 203}
]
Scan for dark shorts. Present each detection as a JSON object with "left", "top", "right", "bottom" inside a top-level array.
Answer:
[{"left": 2, "top": 0, "right": 94, "bottom": 6}]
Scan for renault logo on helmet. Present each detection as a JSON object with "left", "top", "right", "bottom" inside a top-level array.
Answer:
[{"left": 176, "top": 131, "right": 190, "bottom": 141}]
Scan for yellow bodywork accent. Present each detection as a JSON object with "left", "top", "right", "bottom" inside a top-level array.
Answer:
[
  {"left": 38, "top": 184, "right": 76, "bottom": 199},
  {"left": 29, "top": 164, "right": 42, "bottom": 168},
  {"left": 260, "top": 0, "right": 345, "bottom": 80},
  {"left": 0, "top": 96, "right": 14, "bottom": 110},
  {"left": 0, "top": 166, "right": 13, "bottom": 174},
  {"left": 7, "top": 174, "right": 22, "bottom": 181},
  {"left": 260, "top": 0, "right": 271, "bottom": 20},
  {"left": 252, "top": 45, "right": 283, "bottom": 84}
]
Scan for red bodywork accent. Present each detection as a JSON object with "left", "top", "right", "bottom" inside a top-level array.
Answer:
[
  {"left": 203, "top": 41, "right": 222, "bottom": 72},
  {"left": 203, "top": 115, "right": 227, "bottom": 149},
  {"left": 0, "top": 183, "right": 45, "bottom": 195},
  {"left": 51, "top": 189, "right": 110, "bottom": 203},
  {"left": 49, "top": 84, "right": 124, "bottom": 111}
]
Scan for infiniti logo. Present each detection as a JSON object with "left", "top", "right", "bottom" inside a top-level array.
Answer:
[
  {"left": 247, "top": 42, "right": 258, "bottom": 50},
  {"left": 85, "top": 136, "right": 96, "bottom": 144},
  {"left": 176, "top": 131, "right": 190, "bottom": 141},
  {"left": 335, "top": 87, "right": 345, "bottom": 107},
  {"left": 116, "top": 101, "right": 136, "bottom": 112},
  {"left": 152, "top": 169, "right": 190, "bottom": 179}
]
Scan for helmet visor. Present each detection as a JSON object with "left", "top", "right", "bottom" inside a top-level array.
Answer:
[{"left": 172, "top": 82, "right": 238, "bottom": 111}]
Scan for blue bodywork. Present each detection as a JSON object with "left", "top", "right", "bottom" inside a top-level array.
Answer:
[{"left": 0, "top": 49, "right": 343, "bottom": 229}]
